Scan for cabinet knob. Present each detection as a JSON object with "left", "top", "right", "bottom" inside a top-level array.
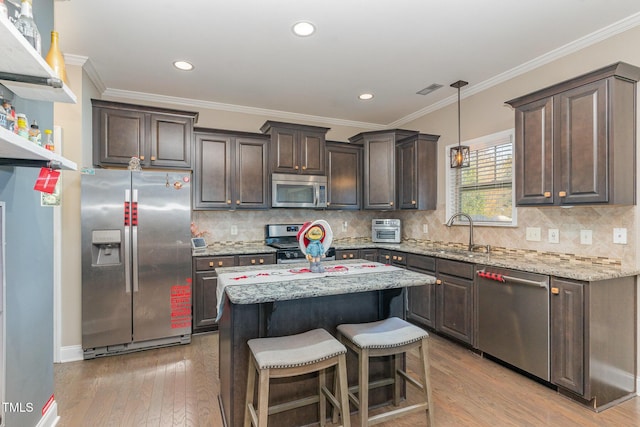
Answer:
[
  {"left": 436, "top": 279, "right": 442, "bottom": 285},
  {"left": 342, "top": 254, "right": 347, "bottom": 259},
  {"left": 218, "top": 261, "right": 223, "bottom": 266},
  {"left": 227, "top": 200, "right": 232, "bottom": 204},
  {"left": 349, "top": 254, "right": 354, "bottom": 258},
  {"left": 139, "top": 155, "right": 145, "bottom": 161},
  {"left": 398, "top": 256, "right": 403, "bottom": 261},
  {"left": 327, "top": 202, "right": 331, "bottom": 206},
  {"left": 259, "top": 258, "right": 264, "bottom": 264},
  {"left": 385, "top": 255, "right": 390, "bottom": 260},
  {"left": 559, "top": 191, "right": 567, "bottom": 197},
  {"left": 551, "top": 287, "right": 559, "bottom": 295},
  {"left": 251, "top": 259, "right": 256, "bottom": 264},
  {"left": 392, "top": 255, "right": 397, "bottom": 260},
  {"left": 151, "top": 156, "right": 156, "bottom": 161},
  {"left": 390, "top": 201, "right": 394, "bottom": 206},
  {"left": 236, "top": 200, "right": 240, "bottom": 205},
  {"left": 302, "top": 165, "right": 307, "bottom": 170},
  {"left": 209, "top": 261, "right": 214, "bottom": 267},
  {"left": 412, "top": 200, "right": 416, "bottom": 205},
  {"left": 544, "top": 192, "right": 551, "bottom": 198},
  {"left": 294, "top": 165, "right": 299, "bottom": 170}
]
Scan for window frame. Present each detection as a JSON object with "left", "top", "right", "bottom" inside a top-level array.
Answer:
[{"left": 445, "top": 128, "right": 517, "bottom": 227}]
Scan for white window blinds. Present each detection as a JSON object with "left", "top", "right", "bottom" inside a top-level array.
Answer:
[{"left": 446, "top": 129, "right": 516, "bottom": 226}]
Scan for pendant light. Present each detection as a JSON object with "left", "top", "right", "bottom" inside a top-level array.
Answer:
[{"left": 450, "top": 80, "right": 470, "bottom": 168}]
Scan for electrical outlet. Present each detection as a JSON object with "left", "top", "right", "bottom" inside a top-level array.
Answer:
[
  {"left": 580, "top": 229, "right": 592, "bottom": 245},
  {"left": 548, "top": 229, "right": 559, "bottom": 244},
  {"left": 342, "top": 221, "right": 348, "bottom": 232},
  {"left": 231, "top": 225, "right": 238, "bottom": 235},
  {"left": 525, "top": 227, "right": 541, "bottom": 242},
  {"left": 422, "top": 224, "right": 429, "bottom": 234},
  {"left": 613, "top": 228, "right": 627, "bottom": 244}
]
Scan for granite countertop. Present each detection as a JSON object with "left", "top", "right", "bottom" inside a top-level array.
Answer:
[
  {"left": 195, "top": 238, "right": 640, "bottom": 282},
  {"left": 333, "top": 238, "right": 640, "bottom": 282},
  {"left": 216, "top": 260, "right": 436, "bottom": 305}
]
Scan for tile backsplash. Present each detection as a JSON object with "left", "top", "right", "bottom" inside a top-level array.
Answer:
[{"left": 193, "top": 204, "right": 637, "bottom": 267}]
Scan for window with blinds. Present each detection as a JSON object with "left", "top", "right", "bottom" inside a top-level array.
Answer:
[{"left": 446, "top": 129, "right": 516, "bottom": 226}]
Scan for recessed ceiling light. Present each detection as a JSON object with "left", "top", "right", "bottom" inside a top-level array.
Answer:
[
  {"left": 359, "top": 93, "right": 374, "bottom": 100},
  {"left": 292, "top": 21, "right": 316, "bottom": 37},
  {"left": 173, "top": 60, "right": 194, "bottom": 71}
]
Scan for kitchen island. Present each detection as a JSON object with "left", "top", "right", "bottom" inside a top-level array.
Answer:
[{"left": 215, "top": 259, "right": 436, "bottom": 427}]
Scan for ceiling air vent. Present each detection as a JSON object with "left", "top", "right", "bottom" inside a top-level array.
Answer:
[{"left": 416, "top": 83, "right": 443, "bottom": 95}]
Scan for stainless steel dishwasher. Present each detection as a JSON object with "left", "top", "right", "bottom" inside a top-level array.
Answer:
[{"left": 476, "top": 266, "right": 550, "bottom": 381}]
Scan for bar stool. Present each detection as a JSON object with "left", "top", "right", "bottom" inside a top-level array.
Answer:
[
  {"left": 336, "top": 317, "right": 434, "bottom": 427},
  {"left": 244, "top": 328, "right": 351, "bottom": 427}
]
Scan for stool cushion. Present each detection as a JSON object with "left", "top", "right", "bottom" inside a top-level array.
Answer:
[
  {"left": 248, "top": 328, "right": 346, "bottom": 369},
  {"left": 337, "top": 317, "right": 428, "bottom": 349}
]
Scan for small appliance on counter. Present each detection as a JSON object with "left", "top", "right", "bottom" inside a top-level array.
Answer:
[
  {"left": 372, "top": 219, "right": 401, "bottom": 243},
  {"left": 265, "top": 223, "right": 336, "bottom": 264}
]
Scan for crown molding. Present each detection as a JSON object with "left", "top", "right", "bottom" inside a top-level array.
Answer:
[
  {"left": 63, "top": 54, "right": 107, "bottom": 94},
  {"left": 389, "top": 11, "right": 640, "bottom": 128}
]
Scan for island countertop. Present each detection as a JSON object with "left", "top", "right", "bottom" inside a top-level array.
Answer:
[{"left": 215, "top": 259, "right": 436, "bottom": 305}]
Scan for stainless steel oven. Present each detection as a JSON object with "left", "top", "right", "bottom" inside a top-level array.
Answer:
[
  {"left": 371, "top": 219, "right": 401, "bottom": 243},
  {"left": 265, "top": 224, "right": 335, "bottom": 264}
]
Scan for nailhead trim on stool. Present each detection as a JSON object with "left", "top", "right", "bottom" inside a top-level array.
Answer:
[
  {"left": 244, "top": 328, "right": 351, "bottom": 427},
  {"left": 337, "top": 317, "right": 434, "bottom": 427}
]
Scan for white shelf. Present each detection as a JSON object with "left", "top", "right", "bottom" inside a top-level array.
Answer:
[
  {"left": 0, "top": 127, "right": 77, "bottom": 170},
  {"left": 0, "top": 16, "right": 76, "bottom": 104}
]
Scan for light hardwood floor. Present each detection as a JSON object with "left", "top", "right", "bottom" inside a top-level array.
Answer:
[{"left": 54, "top": 332, "right": 640, "bottom": 426}]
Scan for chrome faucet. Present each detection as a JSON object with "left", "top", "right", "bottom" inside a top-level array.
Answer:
[{"left": 445, "top": 212, "right": 475, "bottom": 252}]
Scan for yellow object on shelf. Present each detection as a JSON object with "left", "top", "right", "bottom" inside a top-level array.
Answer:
[{"left": 44, "top": 31, "right": 68, "bottom": 85}]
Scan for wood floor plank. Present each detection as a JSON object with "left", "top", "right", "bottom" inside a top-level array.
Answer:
[{"left": 55, "top": 332, "right": 640, "bottom": 427}]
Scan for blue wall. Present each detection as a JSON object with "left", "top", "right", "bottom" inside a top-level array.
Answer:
[{"left": 0, "top": 0, "right": 57, "bottom": 425}]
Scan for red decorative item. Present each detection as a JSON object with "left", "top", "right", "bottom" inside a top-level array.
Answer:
[{"left": 33, "top": 167, "right": 60, "bottom": 193}]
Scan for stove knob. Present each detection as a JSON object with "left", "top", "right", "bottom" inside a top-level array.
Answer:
[{"left": 285, "top": 252, "right": 292, "bottom": 258}]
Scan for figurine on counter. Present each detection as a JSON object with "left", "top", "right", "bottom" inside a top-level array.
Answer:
[{"left": 297, "top": 219, "right": 333, "bottom": 273}]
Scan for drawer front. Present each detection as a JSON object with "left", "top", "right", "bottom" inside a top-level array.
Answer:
[
  {"left": 437, "top": 258, "right": 474, "bottom": 279},
  {"left": 237, "top": 253, "right": 276, "bottom": 266},
  {"left": 195, "top": 256, "right": 236, "bottom": 271},
  {"left": 407, "top": 254, "right": 435, "bottom": 272},
  {"left": 336, "top": 249, "right": 359, "bottom": 260}
]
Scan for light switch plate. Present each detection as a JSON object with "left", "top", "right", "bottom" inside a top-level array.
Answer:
[
  {"left": 422, "top": 224, "right": 428, "bottom": 234},
  {"left": 548, "top": 229, "right": 559, "bottom": 244},
  {"left": 613, "top": 228, "right": 627, "bottom": 244},
  {"left": 525, "top": 227, "right": 541, "bottom": 242},
  {"left": 231, "top": 225, "right": 238, "bottom": 235},
  {"left": 580, "top": 229, "right": 592, "bottom": 245}
]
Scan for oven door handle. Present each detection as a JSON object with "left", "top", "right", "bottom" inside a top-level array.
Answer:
[{"left": 477, "top": 270, "right": 548, "bottom": 289}]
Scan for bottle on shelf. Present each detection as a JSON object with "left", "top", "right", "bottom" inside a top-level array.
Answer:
[
  {"left": 45, "top": 31, "right": 68, "bottom": 84},
  {"left": 44, "top": 129, "right": 54, "bottom": 151},
  {"left": 15, "top": 0, "right": 41, "bottom": 55},
  {"left": 28, "top": 120, "right": 41, "bottom": 145},
  {"left": 16, "top": 113, "right": 28, "bottom": 138}
]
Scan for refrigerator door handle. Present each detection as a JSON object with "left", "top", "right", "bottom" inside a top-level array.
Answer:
[
  {"left": 124, "top": 189, "right": 131, "bottom": 294},
  {"left": 132, "top": 189, "right": 139, "bottom": 293}
]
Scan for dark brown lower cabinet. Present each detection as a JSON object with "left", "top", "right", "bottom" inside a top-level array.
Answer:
[
  {"left": 405, "top": 254, "right": 436, "bottom": 328},
  {"left": 359, "top": 248, "right": 378, "bottom": 262},
  {"left": 192, "top": 253, "right": 275, "bottom": 333},
  {"left": 550, "top": 276, "right": 636, "bottom": 411},
  {"left": 335, "top": 248, "right": 378, "bottom": 262},
  {"left": 435, "top": 259, "right": 474, "bottom": 346}
]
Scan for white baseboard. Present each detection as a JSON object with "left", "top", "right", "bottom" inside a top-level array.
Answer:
[
  {"left": 59, "top": 345, "right": 83, "bottom": 363},
  {"left": 36, "top": 401, "right": 59, "bottom": 427}
]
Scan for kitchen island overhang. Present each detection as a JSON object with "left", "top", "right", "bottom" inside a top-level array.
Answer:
[{"left": 215, "top": 259, "right": 436, "bottom": 427}]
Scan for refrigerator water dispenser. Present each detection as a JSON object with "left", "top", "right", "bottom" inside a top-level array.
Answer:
[{"left": 91, "top": 230, "right": 122, "bottom": 266}]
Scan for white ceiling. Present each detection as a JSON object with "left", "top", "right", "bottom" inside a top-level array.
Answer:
[{"left": 55, "top": 0, "right": 640, "bottom": 129}]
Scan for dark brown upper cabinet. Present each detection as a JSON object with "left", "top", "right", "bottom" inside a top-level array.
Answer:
[
  {"left": 92, "top": 99, "right": 198, "bottom": 169},
  {"left": 349, "top": 129, "right": 438, "bottom": 210},
  {"left": 193, "top": 128, "right": 269, "bottom": 210},
  {"left": 260, "top": 121, "right": 329, "bottom": 175},
  {"left": 506, "top": 62, "right": 640, "bottom": 206},
  {"left": 325, "top": 141, "right": 362, "bottom": 210}
]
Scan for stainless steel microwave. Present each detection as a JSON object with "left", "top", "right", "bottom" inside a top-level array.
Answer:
[{"left": 272, "top": 173, "right": 327, "bottom": 208}]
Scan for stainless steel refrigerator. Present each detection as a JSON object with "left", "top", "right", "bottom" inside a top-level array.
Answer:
[{"left": 81, "top": 169, "right": 192, "bottom": 359}]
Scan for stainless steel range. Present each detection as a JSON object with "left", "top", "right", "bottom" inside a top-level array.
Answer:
[{"left": 265, "top": 224, "right": 336, "bottom": 264}]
